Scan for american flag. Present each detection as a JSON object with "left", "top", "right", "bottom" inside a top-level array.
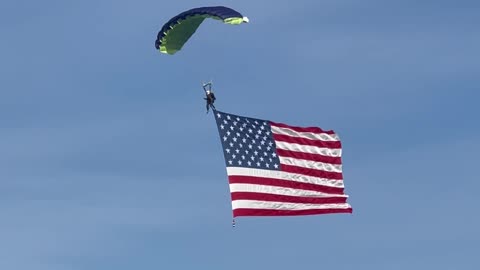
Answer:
[{"left": 213, "top": 109, "right": 352, "bottom": 218}]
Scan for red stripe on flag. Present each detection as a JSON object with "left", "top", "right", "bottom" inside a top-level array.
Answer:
[
  {"left": 228, "top": 175, "right": 345, "bottom": 195},
  {"left": 276, "top": 148, "right": 342, "bottom": 165},
  {"left": 272, "top": 134, "right": 342, "bottom": 149},
  {"left": 233, "top": 208, "right": 353, "bottom": 217},
  {"left": 231, "top": 192, "right": 348, "bottom": 204},
  {"left": 270, "top": 121, "right": 336, "bottom": 135},
  {"left": 280, "top": 164, "right": 343, "bottom": 180}
]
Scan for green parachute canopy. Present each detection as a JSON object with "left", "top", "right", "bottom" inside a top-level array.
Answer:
[{"left": 154, "top": 6, "right": 249, "bottom": 55}]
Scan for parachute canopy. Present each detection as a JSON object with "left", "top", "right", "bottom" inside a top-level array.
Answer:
[{"left": 154, "top": 6, "right": 249, "bottom": 55}]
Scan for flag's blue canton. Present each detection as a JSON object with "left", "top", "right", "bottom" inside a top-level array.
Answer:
[{"left": 214, "top": 111, "right": 281, "bottom": 170}]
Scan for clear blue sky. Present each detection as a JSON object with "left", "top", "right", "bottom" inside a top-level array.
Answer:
[{"left": 1, "top": 1, "right": 479, "bottom": 269}]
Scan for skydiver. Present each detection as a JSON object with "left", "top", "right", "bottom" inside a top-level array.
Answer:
[{"left": 203, "top": 82, "right": 216, "bottom": 113}]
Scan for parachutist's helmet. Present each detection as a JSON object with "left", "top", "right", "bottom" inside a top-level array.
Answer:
[{"left": 206, "top": 90, "right": 211, "bottom": 95}]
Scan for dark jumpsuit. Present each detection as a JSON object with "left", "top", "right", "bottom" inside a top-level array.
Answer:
[{"left": 205, "top": 92, "right": 216, "bottom": 112}]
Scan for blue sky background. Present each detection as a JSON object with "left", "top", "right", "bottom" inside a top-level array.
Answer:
[{"left": 1, "top": 0, "right": 479, "bottom": 269}]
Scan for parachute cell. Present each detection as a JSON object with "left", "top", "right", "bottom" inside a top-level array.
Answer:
[{"left": 154, "top": 6, "right": 249, "bottom": 55}]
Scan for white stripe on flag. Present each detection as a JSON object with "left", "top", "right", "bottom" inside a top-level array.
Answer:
[
  {"left": 275, "top": 141, "right": 342, "bottom": 157},
  {"left": 229, "top": 183, "right": 349, "bottom": 198},
  {"left": 226, "top": 167, "right": 345, "bottom": 188},
  {"left": 232, "top": 200, "right": 352, "bottom": 211},
  {"left": 278, "top": 156, "right": 343, "bottom": 173}
]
